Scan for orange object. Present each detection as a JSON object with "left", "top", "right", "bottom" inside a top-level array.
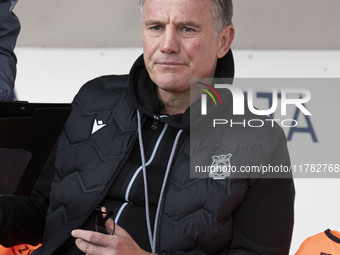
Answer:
[
  {"left": 296, "top": 229, "right": 340, "bottom": 255},
  {"left": 0, "top": 244, "right": 41, "bottom": 255}
]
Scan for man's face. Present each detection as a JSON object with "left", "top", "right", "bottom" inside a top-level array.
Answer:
[{"left": 142, "top": 0, "right": 226, "bottom": 94}]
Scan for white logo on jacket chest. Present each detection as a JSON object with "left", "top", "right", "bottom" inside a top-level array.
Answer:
[
  {"left": 92, "top": 119, "right": 106, "bottom": 134},
  {"left": 209, "top": 154, "right": 232, "bottom": 180}
]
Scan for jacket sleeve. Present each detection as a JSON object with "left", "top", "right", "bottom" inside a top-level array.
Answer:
[
  {"left": 227, "top": 132, "right": 295, "bottom": 255},
  {"left": 227, "top": 178, "right": 295, "bottom": 255},
  {"left": 0, "top": 0, "right": 20, "bottom": 100},
  {"left": 0, "top": 143, "right": 57, "bottom": 247}
]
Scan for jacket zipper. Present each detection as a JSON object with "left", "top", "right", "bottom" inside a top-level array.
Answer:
[{"left": 153, "top": 130, "right": 184, "bottom": 253}]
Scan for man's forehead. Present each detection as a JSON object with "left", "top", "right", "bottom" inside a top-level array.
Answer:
[
  {"left": 143, "top": 0, "right": 211, "bottom": 7},
  {"left": 142, "top": 0, "right": 212, "bottom": 23}
]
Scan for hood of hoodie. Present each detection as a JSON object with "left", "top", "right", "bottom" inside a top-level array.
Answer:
[{"left": 128, "top": 50, "right": 235, "bottom": 130}]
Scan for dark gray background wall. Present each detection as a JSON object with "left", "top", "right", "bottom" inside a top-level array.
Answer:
[{"left": 14, "top": 0, "right": 340, "bottom": 49}]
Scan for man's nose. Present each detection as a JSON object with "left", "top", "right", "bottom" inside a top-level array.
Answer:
[{"left": 160, "top": 27, "right": 180, "bottom": 54}]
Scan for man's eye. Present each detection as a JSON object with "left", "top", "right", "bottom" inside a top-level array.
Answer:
[
  {"left": 181, "top": 27, "right": 195, "bottom": 33},
  {"left": 149, "top": 25, "right": 162, "bottom": 31}
]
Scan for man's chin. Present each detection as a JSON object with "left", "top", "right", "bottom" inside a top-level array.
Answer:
[{"left": 155, "top": 82, "right": 191, "bottom": 95}]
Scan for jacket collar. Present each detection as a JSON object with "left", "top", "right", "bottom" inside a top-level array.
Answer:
[{"left": 128, "top": 50, "right": 235, "bottom": 130}]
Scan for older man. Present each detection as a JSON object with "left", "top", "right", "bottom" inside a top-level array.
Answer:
[{"left": 0, "top": 0, "right": 294, "bottom": 254}]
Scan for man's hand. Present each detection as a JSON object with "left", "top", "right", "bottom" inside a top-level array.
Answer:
[{"left": 72, "top": 224, "right": 155, "bottom": 255}]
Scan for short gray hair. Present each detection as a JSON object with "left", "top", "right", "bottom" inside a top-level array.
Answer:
[{"left": 139, "top": 0, "right": 233, "bottom": 33}]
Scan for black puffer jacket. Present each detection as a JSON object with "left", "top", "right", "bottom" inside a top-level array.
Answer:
[{"left": 0, "top": 51, "right": 294, "bottom": 254}]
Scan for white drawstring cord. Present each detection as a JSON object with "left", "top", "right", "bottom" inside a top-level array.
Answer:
[{"left": 137, "top": 111, "right": 183, "bottom": 253}]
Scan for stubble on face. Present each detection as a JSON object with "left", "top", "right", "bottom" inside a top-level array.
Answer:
[{"left": 141, "top": 0, "right": 222, "bottom": 114}]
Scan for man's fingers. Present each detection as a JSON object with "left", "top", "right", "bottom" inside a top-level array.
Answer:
[
  {"left": 72, "top": 229, "right": 115, "bottom": 247},
  {"left": 71, "top": 227, "right": 146, "bottom": 255},
  {"left": 114, "top": 224, "right": 131, "bottom": 239},
  {"left": 75, "top": 237, "right": 105, "bottom": 255}
]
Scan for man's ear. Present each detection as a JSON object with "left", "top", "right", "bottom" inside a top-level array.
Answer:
[{"left": 217, "top": 25, "right": 235, "bottom": 59}]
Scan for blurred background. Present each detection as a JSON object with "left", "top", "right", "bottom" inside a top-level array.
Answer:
[
  {"left": 10, "top": 1, "right": 340, "bottom": 254},
  {"left": 14, "top": 0, "right": 340, "bottom": 49}
]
